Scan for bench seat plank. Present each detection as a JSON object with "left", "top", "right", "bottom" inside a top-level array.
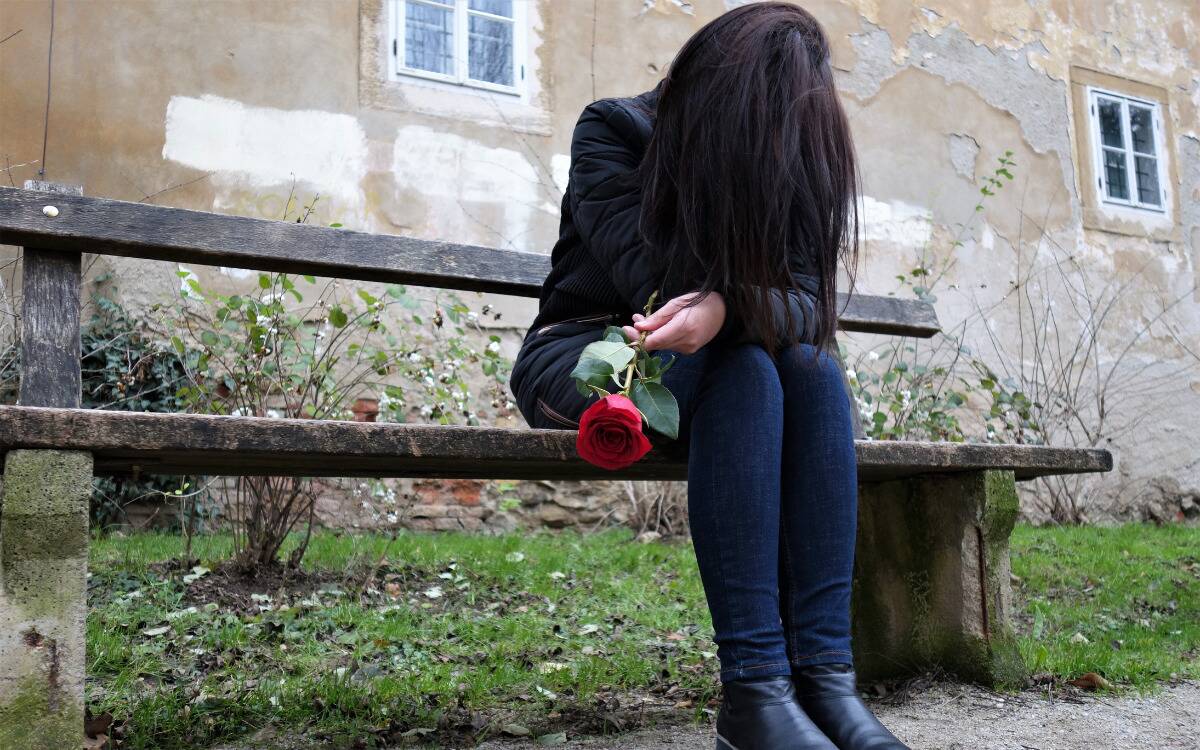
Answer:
[
  {"left": 0, "top": 406, "right": 1111, "bottom": 482},
  {"left": 0, "top": 187, "right": 940, "bottom": 337}
]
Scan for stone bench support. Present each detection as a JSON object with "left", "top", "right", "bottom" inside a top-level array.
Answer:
[
  {"left": 0, "top": 450, "right": 93, "bottom": 749},
  {"left": 853, "top": 469, "right": 1026, "bottom": 687}
]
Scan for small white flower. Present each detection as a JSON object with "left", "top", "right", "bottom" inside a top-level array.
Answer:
[
  {"left": 867, "top": 351, "right": 880, "bottom": 361},
  {"left": 845, "top": 369, "right": 857, "bottom": 381},
  {"left": 486, "top": 341, "right": 501, "bottom": 354}
]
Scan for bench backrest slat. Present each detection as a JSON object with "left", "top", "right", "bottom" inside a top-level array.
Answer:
[
  {"left": 17, "top": 183, "right": 84, "bottom": 409},
  {"left": 0, "top": 187, "right": 940, "bottom": 337}
]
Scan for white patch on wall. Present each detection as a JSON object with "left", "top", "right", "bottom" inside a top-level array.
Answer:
[
  {"left": 859, "top": 196, "right": 934, "bottom": 249},
  {"left": 162, "top": 94, "right": 368, "bottom": 208},
  {"left": 641, "top": 0, "right": 694, "bottom": 15},
  {"left": 391, "top": 125, "right": 558, "bottom": 249},
  {"left": 980, "top": 222, "right": 995, "bottom": 251},
  {"left": 550, "top": 153, "right": 571, "bottom": 195}
]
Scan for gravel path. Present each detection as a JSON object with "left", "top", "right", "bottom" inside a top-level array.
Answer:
[{"left": 477, "top": 682, "right": 1200, "bottom": 750}]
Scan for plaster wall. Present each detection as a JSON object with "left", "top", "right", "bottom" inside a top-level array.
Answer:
[{"left": 1, "top": 0, "right": 1197, "bottom": 520}]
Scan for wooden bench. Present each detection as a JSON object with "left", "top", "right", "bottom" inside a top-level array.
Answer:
[{"left": 0, "top": 183, "right": 1111, "bottom": 744}]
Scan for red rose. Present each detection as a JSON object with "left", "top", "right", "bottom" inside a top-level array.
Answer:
[{"left": 576, "top": 394, "right": 653, "bottom": 470}]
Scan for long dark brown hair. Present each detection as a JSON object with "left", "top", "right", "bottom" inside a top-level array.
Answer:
[{"left": 639, "top": 1, "right": 858, "bottom": 354}]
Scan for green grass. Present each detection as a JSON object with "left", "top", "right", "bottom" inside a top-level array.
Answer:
[
  {"left": 1010, "top": 523, "right": 1200, "bottom": 688},
  {"left": 87, "top": 529, "right": 717, "bottom": 749},
  {"left": 85, "top": 524, "right": 1199, "bottom": 748}
]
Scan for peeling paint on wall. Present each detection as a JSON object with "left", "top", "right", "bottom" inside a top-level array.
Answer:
[
  {"left": 840, "top": 21, "right": 900, "bottom": 99},
  {"left": 1180, "top": 135, "right": 1200, "bottom": 297},
  {"left": 908, "top": 28, "right": 1070, "bottom": 176},
  {"left": 947, "top": 133, "right": 981, "bottom": 180}
]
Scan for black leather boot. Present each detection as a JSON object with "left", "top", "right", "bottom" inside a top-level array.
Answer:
[
  {"left": 792, "top": 665, "right": 910, "bottom": 750},
  {"left": 715, "top": 676, "right": 838, "bottom": 750}
]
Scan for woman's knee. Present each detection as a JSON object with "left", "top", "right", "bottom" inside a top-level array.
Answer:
[
  {"left": 776, "top": 342, "right": 847, "bottom": 398},
  {"left": 717, "top": 343, "right": 784, "bottom": 400}
]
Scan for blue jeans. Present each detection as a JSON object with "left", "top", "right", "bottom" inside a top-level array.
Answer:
[{"left": 512, "top": 335, "right": 858, "bottom": 682}]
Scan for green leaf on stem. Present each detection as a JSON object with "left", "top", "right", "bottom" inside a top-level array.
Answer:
[
  {"left": 579, "top": 340, "right": 635, "bottom": 374},
  {"left": 602, "top": 325, "right": 627, "bottom": 344},
  {"left": 571, "top": 356, "right": 613, "bottom": 395},
  {"left": 631, "top": 380, "right": 679, "bottom": 440},
  {"left": 642, "top": 353, "right": 676, "bottom": 381}
]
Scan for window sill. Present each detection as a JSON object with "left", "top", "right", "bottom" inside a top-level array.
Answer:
[
  {"left": 362, "top": 75, "right": 551, "bottom": 136},
  {"left": 1082, "top": 203, "right": 1181, "bottom": 242}
]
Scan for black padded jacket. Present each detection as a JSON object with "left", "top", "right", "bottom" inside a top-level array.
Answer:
[{"left": 527, "top": 87, "right": 822, "bottom": 346}]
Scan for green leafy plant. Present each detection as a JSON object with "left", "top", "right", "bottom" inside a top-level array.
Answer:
[
  {"left": 160, "top": 193, "right": 510, "bottom": 568},
  {"left": 166, "top": 265, "right": 509, "bottom": 569},
  {"left": 849, "top": 151, "right": 1026, "bottom": 443},
  {"left": 80, "top": 284, "right": 211, "bottom": 529}
]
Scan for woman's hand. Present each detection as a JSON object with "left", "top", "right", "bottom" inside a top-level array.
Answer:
[{"left": 622, "top": 292, "right": 726, "bottom": 354}]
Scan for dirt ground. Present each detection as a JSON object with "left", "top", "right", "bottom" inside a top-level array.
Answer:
[{"left": 476, "top": 681, "right": 1200, "bottom": 750}]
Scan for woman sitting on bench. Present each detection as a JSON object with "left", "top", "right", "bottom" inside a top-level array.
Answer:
[{"left": 509, "top": 4, "right": 907, "bottom": 749}]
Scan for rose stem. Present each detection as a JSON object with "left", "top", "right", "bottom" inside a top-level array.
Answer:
[
  {"left": 623, "top": 331, "right": 648, "bottom": 394},
  {"left": 623, "top": 290, "right": 658, "bottom": 394}
]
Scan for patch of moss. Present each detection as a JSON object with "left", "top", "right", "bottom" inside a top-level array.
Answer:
[{"left": 0, "top": 674, "right": 82, "bottom": 750}]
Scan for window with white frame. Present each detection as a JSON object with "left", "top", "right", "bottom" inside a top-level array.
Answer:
[
  {"left": 391, "top": 0, "right": 523, "bottom": 93},
  {"left": 1087, "top": 88, "right": 1166, "bottom": 211}
]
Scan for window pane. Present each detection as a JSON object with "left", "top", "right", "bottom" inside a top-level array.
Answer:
[
  {"left": 405, "top": 1, "right": 454, "bottom": 75},
  {"left": 1135, "top": 155, "right": 1161, "bottom": 206},
  {"left": 468, "top": 14, "right": 513, "bottom": 86},
  {"left": 1129, "top": 105, "right": 1156, "bottom": 155},
  {"left": 1097, "top": 99, "right": 1124, "bottom": 148},
  {"left": 1103, "top": 149, "right": 1129, "bottom": 201},
  {"left": 469, "top": 0, "right": 513, "bottom": 17}
]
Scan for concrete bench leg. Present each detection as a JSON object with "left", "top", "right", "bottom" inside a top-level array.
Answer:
[
  {"left": 852, "top": 469, "right": 1027, "bottom": 687},
  {"left": 0, "top": 450, "right": 93, "bottom": 749}
]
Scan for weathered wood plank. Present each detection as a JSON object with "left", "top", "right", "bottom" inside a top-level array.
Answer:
[
  {"left": 18, "top": 182, "right": 83, "bottom": 408},
  {"left": 0, "top": 187, "right": 941, "bottom": 337},
  {"left": 0, "top": 406, "right": 1112, "bottom": 482}
]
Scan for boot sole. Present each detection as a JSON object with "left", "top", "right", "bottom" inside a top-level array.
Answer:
[{"left": 715, "top": 732, "right": 739, "bottom": 750}]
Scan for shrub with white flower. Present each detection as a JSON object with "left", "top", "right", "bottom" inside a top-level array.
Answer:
[{"left": 167, "top": 199, "right": 514, "bottom": 569}]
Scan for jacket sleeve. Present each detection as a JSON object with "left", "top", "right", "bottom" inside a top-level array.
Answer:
[
  {"left": 568, "top": 101, "right": 661, "bottom": 313},
  {"left": 713, "top": 277, "right": 822, "bottom": 348}
]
